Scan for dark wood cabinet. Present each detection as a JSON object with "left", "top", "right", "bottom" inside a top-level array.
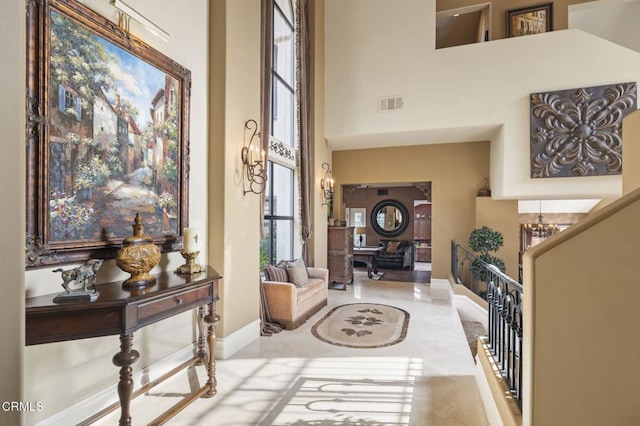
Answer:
[
  {"left": 415, "top": 246, "right": 431, "bottom": 262},
  {"left": 413, "top": 203, "right": 432, "bottom": 240},
  {"left": 328, "top": 226, "right": 354, "bottom": 289},
  {"left": 414, "top": 218, "right": 431, "bottom": 240}
]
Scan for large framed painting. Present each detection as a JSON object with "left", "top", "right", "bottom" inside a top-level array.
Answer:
[
  {"left": 26, "top": 0, "right": 191, "bottom": 268},
  {"left": 507, "top": 3, "right": 553, "bottom": 38}
]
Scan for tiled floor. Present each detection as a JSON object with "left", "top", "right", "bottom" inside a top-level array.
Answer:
[{"left": 97, "top": 276, "right": 488, "bottom": 425}]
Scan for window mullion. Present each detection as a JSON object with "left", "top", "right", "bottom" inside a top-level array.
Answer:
[
  {"left": 273, "top": 2, "right": 294, "bottom": 31},
  {"left": 272, "top": 72, "right": 295, "bottom": 93}
]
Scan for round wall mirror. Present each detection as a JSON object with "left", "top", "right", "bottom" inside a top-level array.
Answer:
[{"left": 370, "top": 199, "right": 409, "bottom": 238}]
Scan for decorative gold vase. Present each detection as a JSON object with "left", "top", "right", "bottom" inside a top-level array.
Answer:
[{"left": 116, "top": 213, "right": 161, "bottom": 288}]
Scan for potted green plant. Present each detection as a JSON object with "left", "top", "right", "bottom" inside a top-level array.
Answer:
[{"left": 468, "top": 226, "right": 506, "bottom": 283}]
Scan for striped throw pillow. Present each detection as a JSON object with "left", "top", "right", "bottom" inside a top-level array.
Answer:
[{"left": 264, "top": 265, "right": 289, "bottom": 282}]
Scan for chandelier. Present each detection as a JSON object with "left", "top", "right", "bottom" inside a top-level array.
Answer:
[{"left": 528, "top": 201, "right": 556, "bottom": 238}]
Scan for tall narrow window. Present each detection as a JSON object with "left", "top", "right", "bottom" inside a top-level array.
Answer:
[
  {"left": 272, "top": 0, "right": 295, "bottom": 146},
  {"left": 262, "top": 0, "right": 298, "bottom": 267}
]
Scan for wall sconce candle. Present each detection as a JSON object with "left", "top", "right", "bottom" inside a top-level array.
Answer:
[
  {"left": 320, "top": 162, "right": 335, "bottom": 218},
  {"left": 241, "top": 119, "right": 267, "bottom": 195}
]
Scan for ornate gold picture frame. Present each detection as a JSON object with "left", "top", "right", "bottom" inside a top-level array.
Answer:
[{"left": 26, "top": 0, "right": 191, "bottom": 268}]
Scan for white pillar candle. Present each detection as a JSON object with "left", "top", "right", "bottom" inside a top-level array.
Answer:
[{"left": 183, "top": 227, "right": 199, "bottom": 253}]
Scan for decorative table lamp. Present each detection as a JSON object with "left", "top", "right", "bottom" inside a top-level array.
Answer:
[
  {"left": 177, "top": 227, "right": 205, "bottom": 274},
  {"left": 355, "top": 227, "right": 366, "bottom": 247}
]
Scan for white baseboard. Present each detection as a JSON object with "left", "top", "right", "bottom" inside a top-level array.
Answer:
[
  {"left": 475, "top": 351, "right": 503, "bottom": 426},
  {"left": 215, "top": 319, "right": 261, "bottom": 360},
  {"left": 454, "top": 294, "right": 488, "bottom": 329},
  {"left": 37, "top": 345, "right": 194, "bottom": 426},
  {"left": 430, "top": 278, "right": 450, "bottom": 292}
]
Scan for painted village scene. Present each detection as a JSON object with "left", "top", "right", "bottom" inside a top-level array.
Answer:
[{"left": 48, "top": 11, "right": 181, "bottom": 242}]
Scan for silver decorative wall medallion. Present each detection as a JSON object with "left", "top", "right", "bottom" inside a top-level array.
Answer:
[{"left": 530, "top": 82, "right": 637, "bottom": 178}]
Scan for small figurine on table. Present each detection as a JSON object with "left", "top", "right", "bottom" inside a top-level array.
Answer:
[{"left": 52, "top": 259, "right": 103, "bottom": 303}]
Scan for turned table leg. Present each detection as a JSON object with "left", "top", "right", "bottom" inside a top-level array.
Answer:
[
  {"left": 195, "top": 305, "right": 206, "bottom": 363},
  {"left": 204, "top": 302, "right": 220, "bottom": 397},
  {"left": 112, "top": 334, "right": 140, "bottom": 426}
]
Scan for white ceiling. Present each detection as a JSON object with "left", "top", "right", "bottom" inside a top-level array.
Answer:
[
  {"left": 518, "top": 199, "right": 601, "bottom": 214},
  {"left": 328, "top": 124, "right": 502, "bottom": 151}
]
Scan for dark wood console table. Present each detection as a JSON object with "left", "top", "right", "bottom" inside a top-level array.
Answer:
[
  {"left": 25, "top": 267, "right": 221, "bottom": 426},
  {"left": 353, "top": 246, "right": 383, "bottom": 278}
]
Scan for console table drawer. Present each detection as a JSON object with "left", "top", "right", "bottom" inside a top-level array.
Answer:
[{"left": 137, "top": 286, "right": 211, "bottom": 322}]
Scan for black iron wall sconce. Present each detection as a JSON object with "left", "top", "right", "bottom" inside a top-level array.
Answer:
[
  {"left": 241, "top": 119, "right": 267, "bottom": 195},
  {"left": 320, "top": 162, "right": 334, "bottom": 205},
  {"left": 320, "top": 162, "right": 334, "bottom": 218}
]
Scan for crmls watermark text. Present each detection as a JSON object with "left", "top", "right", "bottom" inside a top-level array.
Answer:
[{"left": 2, "top": 401, "right": 44, "bottom": 412}]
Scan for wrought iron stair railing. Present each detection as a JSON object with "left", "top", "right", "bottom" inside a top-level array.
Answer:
[{"left": 451, "top": 241, "right": 524, "bottom": 408}]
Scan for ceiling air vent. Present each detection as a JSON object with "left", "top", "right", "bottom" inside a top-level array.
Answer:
[{"left": 378, "top": 96, "right": 404, "bottom": 112}]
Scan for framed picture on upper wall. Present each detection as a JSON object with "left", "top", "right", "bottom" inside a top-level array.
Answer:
[
  {"left": 507, "top": 3, "right": 553, "bottom": 38},
  {"left": 25, "top": 0, "right": 192, "bottom": 268}
]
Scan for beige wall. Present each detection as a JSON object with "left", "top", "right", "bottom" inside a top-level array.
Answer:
[
  {"left": 623, "top": 109, "right": 640, "bottom": 195},
  {"left": 0, "top": 0, "right": 25, "bottom": 424},
  {"left": 522, "top": 188, "right": 640, "bottom": 425},
  {"left": 332, "top": 141, "right": 490, "bottom": 279},
  {"left": 475, "top": 197, "right": 519, "bottom": 279},
  {"left": 209, "top": 0, "right": 262, "bottom": 338}
]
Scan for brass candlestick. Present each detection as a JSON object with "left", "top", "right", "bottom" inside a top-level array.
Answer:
[{"left": 176, "top": 251, "right": 205, "bottom": 274}]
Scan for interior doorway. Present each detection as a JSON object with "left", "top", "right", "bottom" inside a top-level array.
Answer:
[{"left": 342, "top": 182, "right": 432, "bottom": 279}]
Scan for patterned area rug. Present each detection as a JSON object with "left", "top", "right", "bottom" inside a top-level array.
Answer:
[{"left": 311, "top": 303, "right": 410, "bottom": 348}]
